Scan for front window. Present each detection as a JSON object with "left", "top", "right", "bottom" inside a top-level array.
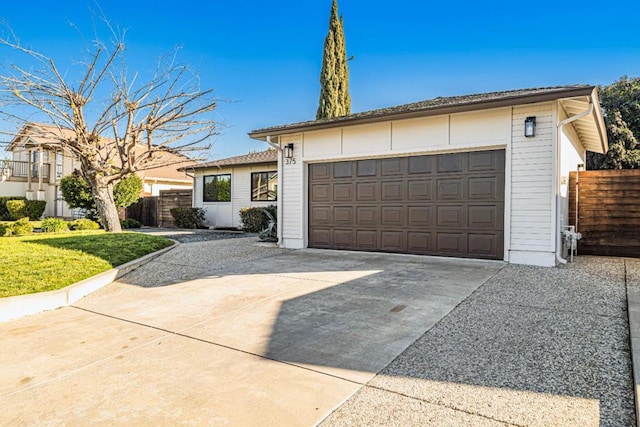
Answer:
[
  {"left": 251, "top": 171, "right": 277, "bottom": 201},
  {"left": 203, "top": 174, "right": 231, "bottom": 202},
  {"left": 56, "top": 151, "right": 63, "bottom": 179}
]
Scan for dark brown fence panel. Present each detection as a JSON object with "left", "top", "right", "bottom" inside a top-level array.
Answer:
[
  {"left": 158, "top": 189, "right": 192, "bottom": 228},
  {"left": 569, "top": 170, "right": 640, "bottom": 257},
  {"left": 126, "top": 196, "right": 159, "bottom": 226}
]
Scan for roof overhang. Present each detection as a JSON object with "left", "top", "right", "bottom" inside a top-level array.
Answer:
[
  {"left": 558, "top": 88, "right": 608, "bottom": 154},
  {"left": 249, "top": 86, "right": 597, "bottom": 140}
]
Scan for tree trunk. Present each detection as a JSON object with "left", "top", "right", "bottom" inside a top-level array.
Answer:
[{"left": 92, "top": 180, "right": 122, "bottom": 232}]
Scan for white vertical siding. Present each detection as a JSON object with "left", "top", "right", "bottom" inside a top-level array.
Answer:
[
  {"left": 280, "top": 135, "right": 304, "bottom": 248},
  {"left": 509, "top": 103, "right": 555, "bottom": 264}
]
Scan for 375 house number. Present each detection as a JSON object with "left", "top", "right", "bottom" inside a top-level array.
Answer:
[{"left": 285, "top": 158, "right": 296, "bottom": 165}]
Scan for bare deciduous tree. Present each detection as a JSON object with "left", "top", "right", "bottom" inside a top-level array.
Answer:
[{"left": 0, "top": 23, "right": 217, "bottom": 231}]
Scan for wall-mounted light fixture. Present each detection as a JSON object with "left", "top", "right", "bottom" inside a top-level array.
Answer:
[
  {"left": 524, "top": 116, "right": 536, "bottom": 138},
  {"left": 284, "top": 143, "right": 294, "bottom": 159}
]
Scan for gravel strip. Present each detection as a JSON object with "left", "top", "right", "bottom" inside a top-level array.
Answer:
[
  {"left": 134, "top": 227, "right": 251, "bottom": 243},
  {"left": 321, "top": 256, "right": 635, "bottom": 427},
  {"left": 108, "top": 234, "right": 285, "bottom": 288}
]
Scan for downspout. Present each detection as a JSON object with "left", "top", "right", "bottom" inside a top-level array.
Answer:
[
  {"left": 266, "top": 136, "right": 283, "bottom": 246},
  {"left": 555, "top": 102, "right": 594, "bottom": 265}
]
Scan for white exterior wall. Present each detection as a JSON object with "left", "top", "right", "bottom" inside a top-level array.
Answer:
[
  {"left": 558, "top": 112, "right": 587, "bottom": 254},
  {"left": 276, "top": 102, "right": 573, "bottom": 267},
  {"left": 508, "top": 103, "right": 556, "bottom": 266},
  {"left": 194, "top": 163, "right": 277, "bottom": 229}
]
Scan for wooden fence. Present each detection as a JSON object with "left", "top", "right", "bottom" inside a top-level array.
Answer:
[
  {"left": 569, "top": 169, "right": 640, "bottom": 257},
  {"left": 126, "top": 189, "right": 192, "bottom": 228},
  {"left": 157, "top": 189, "right": 193, "bottom": 228},
  {"left": 126, "top": 196, "right": 158, "bottom": 226}
]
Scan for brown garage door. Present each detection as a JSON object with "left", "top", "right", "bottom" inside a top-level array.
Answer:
[{"left": 308, "top": 150, "right": 505, "bottom": 259}]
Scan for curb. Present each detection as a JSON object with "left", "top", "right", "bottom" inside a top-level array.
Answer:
[
  {"left": 0, "top": 240, "right": 179, "bottom": 323},
  {"left": 626, "top": 267, "right": 640, "bottom": 427}
]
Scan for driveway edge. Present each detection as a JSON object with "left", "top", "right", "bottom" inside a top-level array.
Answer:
[
  {"left": 626, "top": 260, "right": 640, "bottom": 427},
  {"left": 0, "top": 239, "right": 179, "bottom": 323}
]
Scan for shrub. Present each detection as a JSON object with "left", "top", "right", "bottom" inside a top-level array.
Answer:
[
  {"left": 239, "top": 205, "right": 277, "bottom": 232},
  {"left": 6, "top": 200, "right": 47, "bottom": 220},
  {"left": 0, "top": 196, "right": 26, "bottom": 220},
  {"left": 25, "top": 200, "right": 47, "bottom": 220},
  {"left": 10, "top": 217, "right": 33, "bottom": 236},
  {"left": 41, "top": 218, "right": 69, "bottom": 233},
  {"left": 170, "top": 207, "right": 206, "bottom": 229},
  {"left": 69, "top": 218, "right": 100, "bottom": 231},
  {"left": 120, "top": 218, "right": 142, "bottom": 229},
  {"left": 0, "top": 223, "right": 10, "bottom": 237}
]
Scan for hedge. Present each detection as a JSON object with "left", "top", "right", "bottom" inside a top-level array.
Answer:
[
  {"left": 170, "top": 207, "right": 206, "bottom": 229},
  {"left": 239, "top": 205, "right": 277, "bottom": 232},
  {"left": 6, "top": 200, "right": 47, "bottom": 220},
  {"left": 0, "top": 196, "right": 26, "bottom": 220}
]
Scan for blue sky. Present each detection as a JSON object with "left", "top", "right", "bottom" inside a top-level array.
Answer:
[{"left": 1, "top": 0, "right": 640, "bottom": 159}]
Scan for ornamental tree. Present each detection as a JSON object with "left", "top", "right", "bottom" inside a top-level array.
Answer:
[{"left": 316, "top": 0, "right": 351, "bottom": 119}]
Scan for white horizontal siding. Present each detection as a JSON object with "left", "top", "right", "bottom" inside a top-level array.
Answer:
[
  {"left": 281, "top": 136, "right": 304, "bottom": 244},
  {"left": 509, "top": 102, "right": 554, "bottom": 253}
]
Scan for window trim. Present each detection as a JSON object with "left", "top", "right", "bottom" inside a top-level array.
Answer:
[
  {"left": 203, "top": 173, "right": 232, "bottom": 202},
  {"left": 251, "top": 171, "right": 278, "bottom": 202}
]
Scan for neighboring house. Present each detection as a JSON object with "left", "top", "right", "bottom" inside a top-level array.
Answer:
[
  {"left": 249, "top": 85, "right": 608, "bottom": 267},
  {"left": 186, "top": 150, "right": 278, "bottom": 228},
  {"left": 1, "top": 123, "right": 194, "bottom": 218}
]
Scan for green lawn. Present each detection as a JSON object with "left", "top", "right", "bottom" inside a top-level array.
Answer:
[{"left": 0, "top": 231, "right": 173, "bottom": 298}]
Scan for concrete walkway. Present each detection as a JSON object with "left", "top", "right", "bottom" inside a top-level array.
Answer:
[{"left": 0, "top": 235, "right": 635, "bottom": 426}]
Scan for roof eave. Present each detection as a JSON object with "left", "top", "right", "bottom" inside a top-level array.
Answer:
[
  {"left": 249, "top": 86, "right": 596, "bottom": 140},
  {"left": 181, "top": 159, "right": 278, "bottom": 171}
]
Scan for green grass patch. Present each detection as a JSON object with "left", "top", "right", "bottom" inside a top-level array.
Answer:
[{"left": 0, "top": 231, "right": 173, "bottom": 298}]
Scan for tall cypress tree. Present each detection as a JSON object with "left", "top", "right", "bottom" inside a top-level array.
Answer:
[{"left": 316, "top": 0, "right": 351, "bottom": 120}]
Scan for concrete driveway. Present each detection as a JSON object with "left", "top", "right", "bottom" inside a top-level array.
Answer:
[{"left": 0, "top": 236, "right": 502, "bottom": 426}]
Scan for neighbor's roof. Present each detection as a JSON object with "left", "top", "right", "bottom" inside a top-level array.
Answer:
[
  {"left": 249, "top": 85, "right": 599, "bottom": 138},
  {"left": 185, "top": 149, "right": 278, "bottom": 170}
]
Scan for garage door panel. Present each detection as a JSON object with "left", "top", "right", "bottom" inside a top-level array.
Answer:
[
  {"left": 437, "top": 205, "right": 465, "bottom": 228},
  {"left": 408, "top": 206, "right": 433, "bottom": 227},
  {"left": 356, "top": 182, "right": 377, "bottom": 201},
  {"left": 311, "top": 184, "right": 331, "bottom": 202},
  {"left": 310, "top": 163, "right": 331, "bottom": 180},
  {"left": 357, "top": 159, "right": 377, "bottom": 176},
  {"left": 356, "top": 206, "right": 377, "bottom": 225},
  {"left": 468, "top": 232, "right": 504, "bottom": 258},
  {"left": 381, "top": 231, "right": 405, "bottom": 252},
  {"left": 469, "top": 176, "right": 499, "bottom": 200},
  {"left": 407, "top": 232, "right": 434, "bottom": 253},
  {"left": 468, "top": 205, "right": 503, "bottom": 229},
  {"left": 334, "top": 207, "right": 353, "bottom": 225},
  {"left": 310, "top": 229, "right": 331, "bottom": 248},
  {"left": 309, "top": 150, "right": 504, "bottom": 260},
  {"left": 437, "top": 178, "right": 463, "bottom": 200},
  {"left": 355, "top": 230, "right": 377, "bottom": 250},
  {"left": 333, "top": 162, "right": 353, "bottom": 178},
  {"left": 437, "top": 153, "right": 463, "bottom": 173},
  {"left": 408, "top": 180, "right": 432, "bottom": 200},
  {"left": 409, "top": 156, "right": 432, "bottom": 174},
  {"left": 382, "top": 158, "right": 404, "bottom": 176},
  {"left": 310, "top": 206, "right": 332, "bottom": 225},
  {"left": 436, "top": 232, "right": 467, "bottom": 255},
  {"left": 381, "top": 181, "right": 403, "bottom": 201},
  {"left": 333, "top": 183, "right": 354, "bottom": 201},
  {"left": 333, "top": 229, "right": 354, "bottom": 249},
  {"left": 469, "top": 151, "right": 497, "bottom": 171},
  {"left": 381, "top": 206, "right": 405, "bottom": 226}
]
